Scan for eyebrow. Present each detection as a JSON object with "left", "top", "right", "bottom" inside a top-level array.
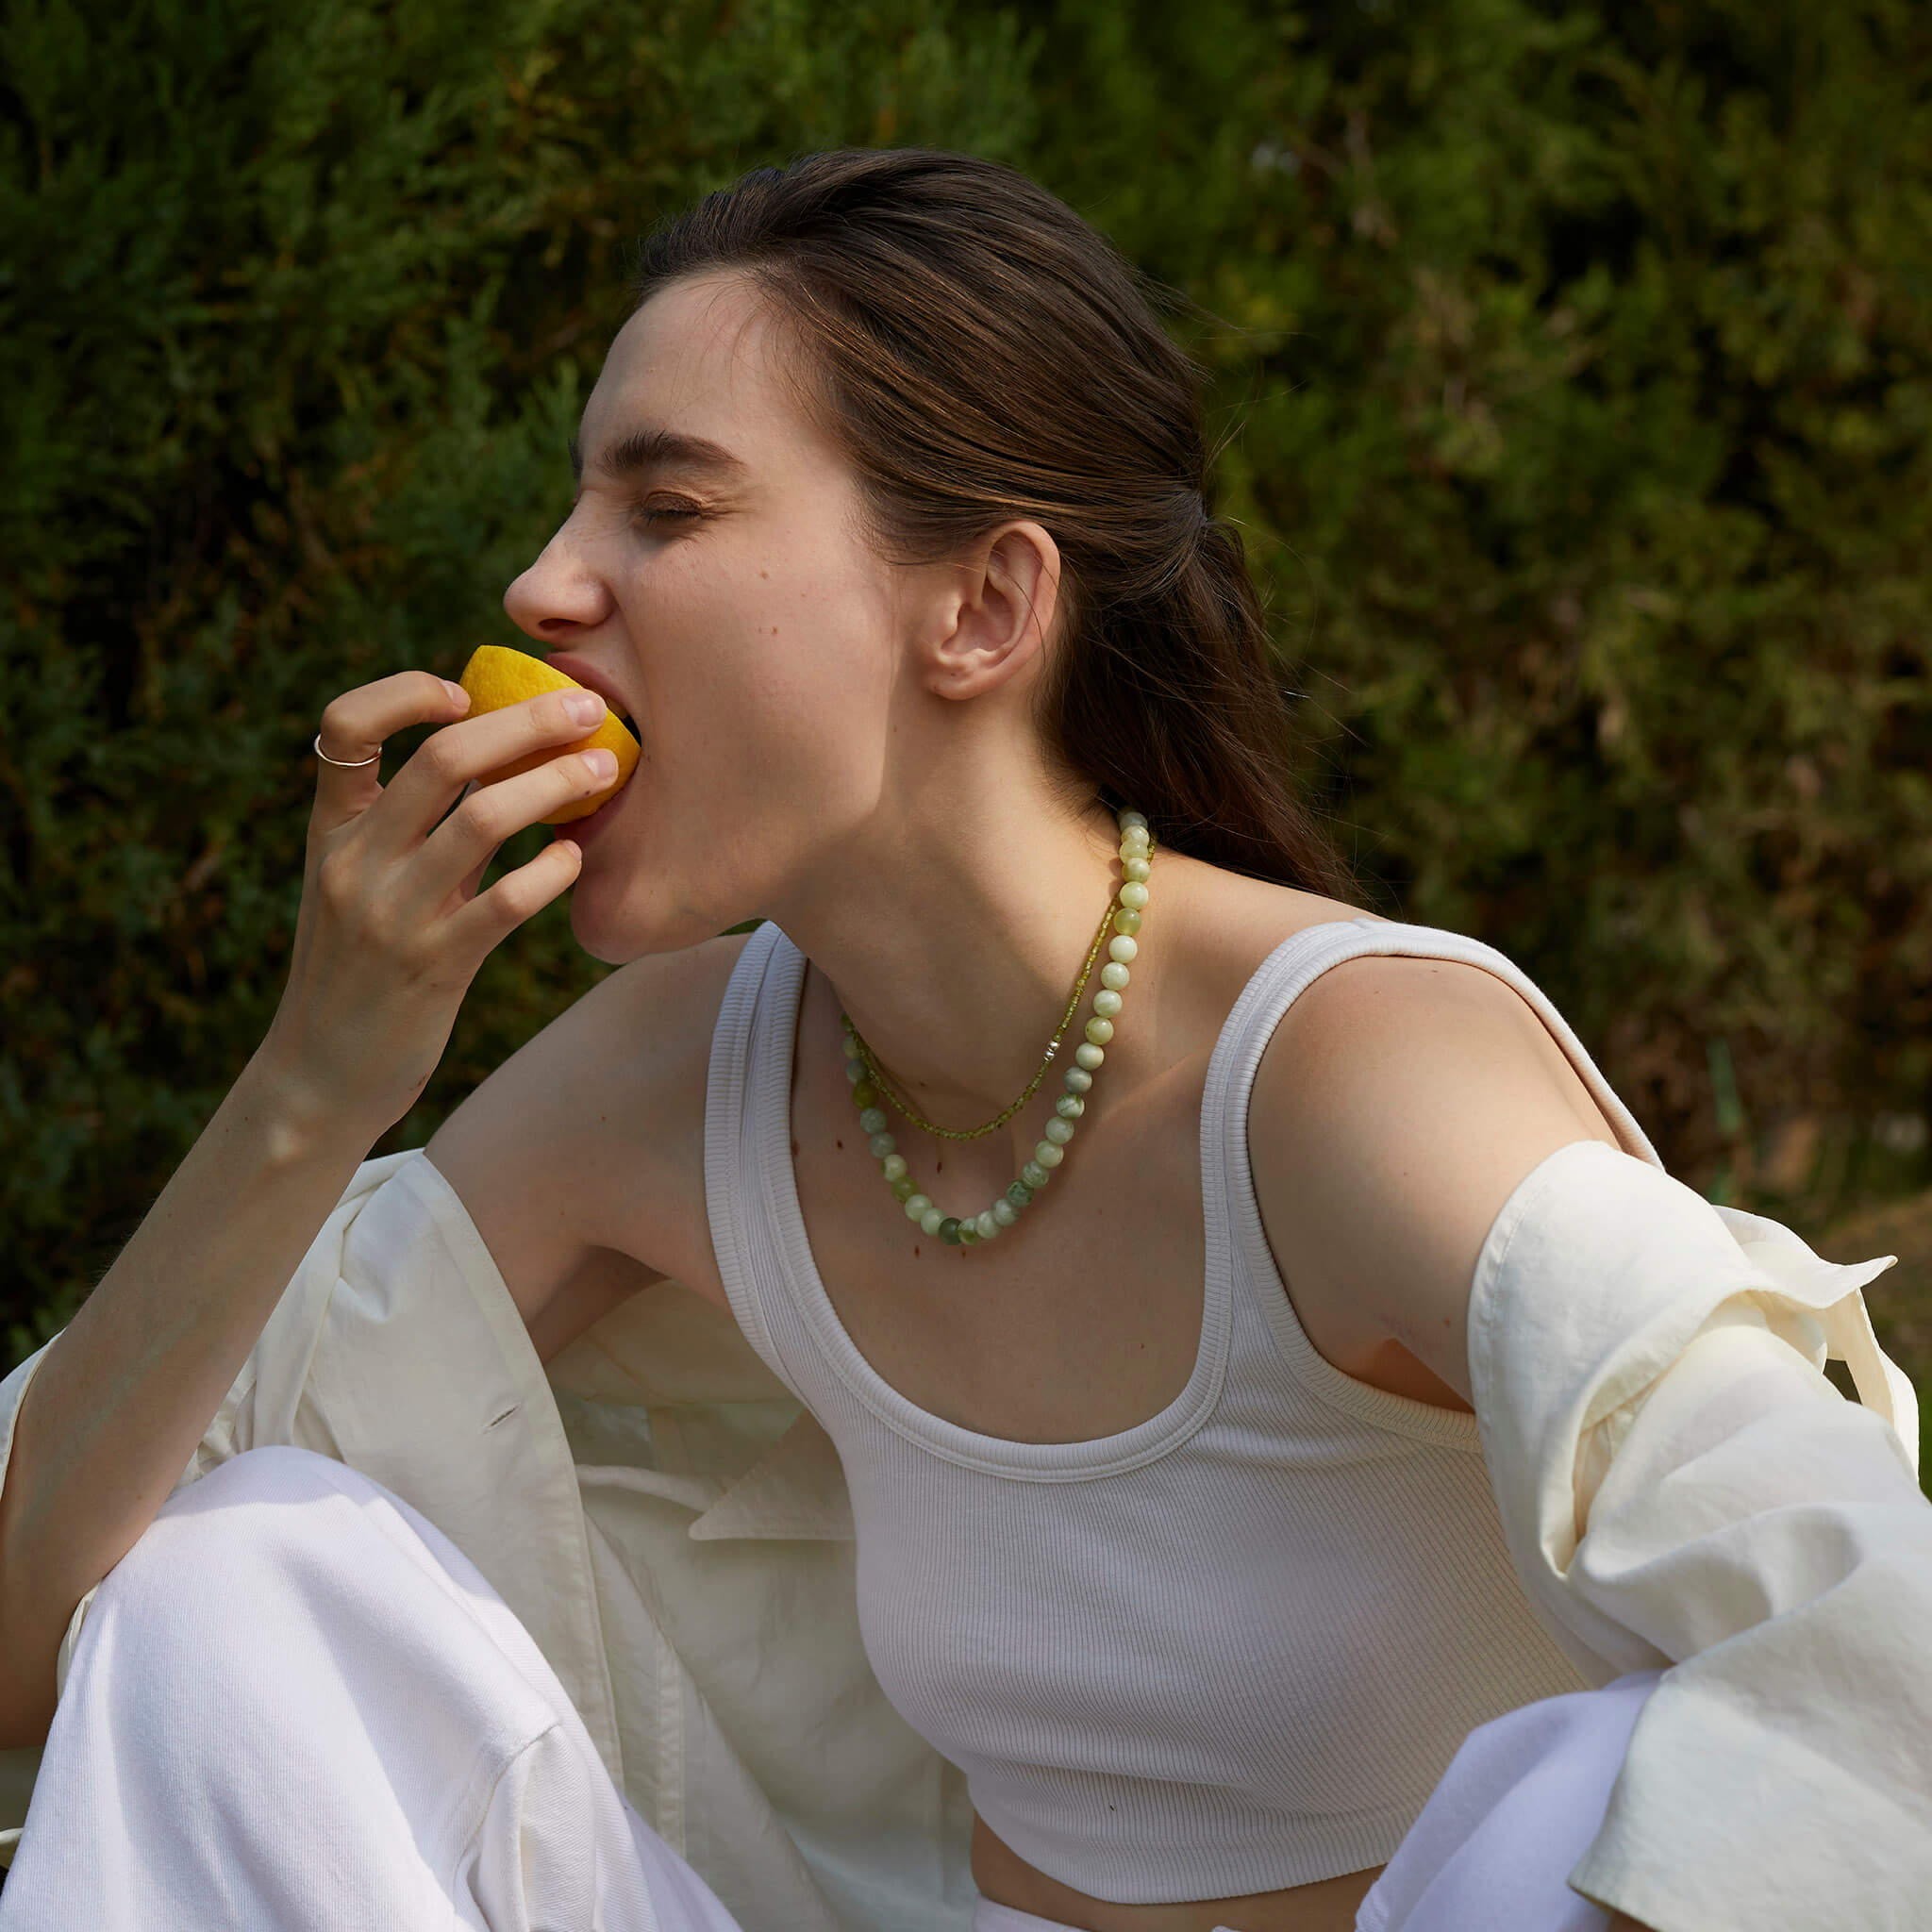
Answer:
[{"left": 569, "top": 425, "right": 748, "bottom": 486}]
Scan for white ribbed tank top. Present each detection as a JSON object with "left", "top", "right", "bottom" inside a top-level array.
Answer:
[{"left": 704, "top": 916, "right": 1662, "bottom": 1905}]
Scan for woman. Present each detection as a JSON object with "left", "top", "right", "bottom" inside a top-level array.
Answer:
[{"left": 1, "top": 150, "right": 1925, "bottom": 1932}]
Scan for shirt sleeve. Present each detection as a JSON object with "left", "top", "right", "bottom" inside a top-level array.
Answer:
[{"left": 1467, "top": 1140, "right": 1931, "bottom": 1932}]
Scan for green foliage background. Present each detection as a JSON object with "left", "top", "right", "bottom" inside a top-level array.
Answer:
[{"left": 4, "top": 0, "right": 1929, "bottom": 1385}]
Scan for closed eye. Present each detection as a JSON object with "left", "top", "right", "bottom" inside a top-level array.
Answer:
[{"left": 634, "top": 498, "right": 708, "bottom": 531}]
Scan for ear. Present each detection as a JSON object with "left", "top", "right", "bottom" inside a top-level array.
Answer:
[{"left": 923, "top": 521, "right": 1062, "bottom": 699}]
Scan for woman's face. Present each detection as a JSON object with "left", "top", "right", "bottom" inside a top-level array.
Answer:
[{"left": 502, "top": 272, "right": 913, "bottom": 961}]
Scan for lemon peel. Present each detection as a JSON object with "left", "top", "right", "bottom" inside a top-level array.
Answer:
[{"left": 455, "top": 644, "right": 641, "bottom": 825}]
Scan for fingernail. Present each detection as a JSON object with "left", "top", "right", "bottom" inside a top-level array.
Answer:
[
  {"left": 584, "top": 750, "right": 618, "bottom": 779},
  {"left": 566, "top": 691, "right": 605, "bottom": 724},
  {"left": 443, "top": 680, "right": 470, "bottom": 708}
]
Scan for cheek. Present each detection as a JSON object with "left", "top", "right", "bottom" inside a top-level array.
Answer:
[
  {"left": 585, "top": 510, "right": 897, "bottom": 824},
  {"left": 671, "top": 526, "right": 896, "bottom": 715}
]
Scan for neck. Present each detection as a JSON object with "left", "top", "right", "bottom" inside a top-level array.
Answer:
[{"left": 762, "top": 782, "right": 1162, "bottom": 1135}]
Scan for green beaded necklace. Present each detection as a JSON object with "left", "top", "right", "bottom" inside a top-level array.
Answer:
[{"left": 838, "top": 808, "right": 1154, "bottom": 1250}]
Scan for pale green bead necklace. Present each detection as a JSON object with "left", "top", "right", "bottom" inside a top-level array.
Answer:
[{"left": 837, "top": 808, "right": 1155, "bottom": 1251}]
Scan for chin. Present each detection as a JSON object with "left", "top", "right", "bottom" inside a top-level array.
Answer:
[{"left": 566, "top": 872, "right": 748, "bottom": 965}]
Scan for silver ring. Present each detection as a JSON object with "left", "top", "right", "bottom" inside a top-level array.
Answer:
[{"left": 313, "top": 730, "right": 382, "bottom": 769}]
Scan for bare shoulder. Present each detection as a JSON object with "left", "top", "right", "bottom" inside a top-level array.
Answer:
[
  {"left": 1242, "top": 924, "right": 1627, "bottom": 1408},
  {"left": 425, "top": 925, "right": 756, "bottom": 1360}
]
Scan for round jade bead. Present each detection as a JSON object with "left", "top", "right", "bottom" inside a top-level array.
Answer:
[
  {"left": 1043, "top": 1117, "right": 1075, "bottom": 1146},
  {"left": 1118, "top": 808, "right": 1147, "bottom": 830},
  {"left": 1063, "top": 1066, "right": 1093, "bottom": 1094},
  {"left": 1108, "top": 934, "right": 1138, "bottom": 963},
  {"left": 1022, "top": 1160, "right": 1052, "bottom": 1189},
  {"left": 905, "top": 1193, "right": 932, "bottom": 1222},
  {"left": 1123, "top": 855, "right": 1151, "bottom": 884},
  {"left": 882, "top": 1152, "right": 908, "bottom": 1181},
  {"left": 1118, "top": 881, "right": 1150, "bottom": 910},
  {"left": 1092, "top": 989, "right": 1122, "bottom": 1018},
  {"left": 858, "top": 1107, "right": 888, "bottom": 1135},
  {"left": 991, "top": 1198, "right": 1020, "bottom": 1226},
  {"left": 939, "top": 1217, "right": 963, "bottom": 1245},
  {"left": 1033, "top": 1141, "right": 1065, "bottom": 1169},
  {"left": 1100, "top": 962, "right": 1130, "bottom": 991},
  {"left": 920, "top": 1207, "right": 945, "bottom": 1237},
  {"left": 1112, "top": 908, "right": 1141, "bottom": 936},
  {"left": 851, "top": 1080, "right": 878, "bottom": 1109},
  {"left": 974, "top": 1210, "right": 1001, "bottom": 1241},
  {"left": 844, "top": 1059, "right": 867, "bottom": 1085},
  {"left": 1075, "top": 1042, "right": 1105, "bottom": 1071},
  {"left": 958, "top": 1222, "right": 980, "bottom": 1246},
  {"left": 868, "top": 1131, "right": 896, "bottom": 1160},
  {"left": 1056, "top": 1094, "right": 1085, "bottom": 1120},
  {"left": 1121, "top": 821, "right": 1150, "bottom": 845},
  {"left": 891, "top": 1174, "right": 918, "bottom": 1202},
  {"left": 1084, "top": 1017, "right": 1114, "bottom": 1045},
  {"left": 1006, "top": 1179, "right": 1035, "bottom": 1208}
]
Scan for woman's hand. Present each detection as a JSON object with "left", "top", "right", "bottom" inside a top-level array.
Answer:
[{"left": 261, "top": 670, "right": 615, "bottom": 1138}]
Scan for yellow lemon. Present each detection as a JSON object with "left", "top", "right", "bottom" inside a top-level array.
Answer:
[{"left": 456, "top": 644, "right": 641, "bottom": 825}]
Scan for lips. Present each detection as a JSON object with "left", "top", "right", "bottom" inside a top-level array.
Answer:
[{"left": 544, "top": 652, "right": 636, "bottom": 730}]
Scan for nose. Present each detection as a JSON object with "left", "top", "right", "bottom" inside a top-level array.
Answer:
[{"left": 503, "top": 523, "right": 613, "bottom": 641}]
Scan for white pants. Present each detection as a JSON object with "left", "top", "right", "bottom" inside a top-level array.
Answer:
[
  {"left": 0, "top": 1447, "right": 744, "bottom": 1931},
  {"left": 1, "top": 1447, "right": 1657, "bottom": 1932}
]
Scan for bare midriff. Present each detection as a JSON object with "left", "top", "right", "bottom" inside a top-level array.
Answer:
[{"left": 972, "top": 1816, "right": 1382, "bottom": 1932}]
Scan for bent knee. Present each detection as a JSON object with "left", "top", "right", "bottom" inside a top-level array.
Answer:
[
  {"left": 97, "top": 1448, "right": 400, "bottom": 1630},
  {"left": 166, "top": 1443, "right": 375, "bottom": 1515}
]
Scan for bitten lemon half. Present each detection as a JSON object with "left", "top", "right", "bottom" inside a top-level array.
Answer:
[{"left": 456, "top": 645, "right": 641, "bottom": 825}]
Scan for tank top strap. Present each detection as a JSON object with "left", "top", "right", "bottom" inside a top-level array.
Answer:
[
  {"left": 1207, "top": 917, "right": 1661, "bottom": 1173},
  {"left": 704, "top": 920, "right": 808, "bottom": 1401},
  {"left": 1200, "top": 916, "right": 1664, "bottom": 1441}
]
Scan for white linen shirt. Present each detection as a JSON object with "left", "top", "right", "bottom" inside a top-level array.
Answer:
[{"left": 1, "top": 1139, "right": 1925, "bottom": 1932}]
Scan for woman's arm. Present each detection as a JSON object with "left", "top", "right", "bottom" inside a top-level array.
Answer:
[
  {"left": 1251, "top": 955, "right": 1929, "bottom": 1932},
  {"left": 0, "top": 1052, "right": 378, "bottom": 1748},
  {"left": 1250, "top": 952, "right": 1626, "bottom": 1410}
]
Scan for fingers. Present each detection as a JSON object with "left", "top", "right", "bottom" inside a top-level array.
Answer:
[
  {"left": 303, "top": 671, "right": 615, "bottom": 933},
  {"left": 310, "top": 672, "right": 469, "bottom": 839},
  {"left": 427, "top": 745, "right": 611, "bottom": 890},
  {"left": 275, "top": 674, "right": 608, "bottom": 1138},
  {"left": 380, "top": 743, "right": 608, "bottom": 931},
  {"left": 380, "top": 686, "right": 608, "bottom": 847},
  {"left": 446, "top": 835, "right": 587, "bottom": 956},
  {"left": 454, "top": 782, "right": 496, "bottom": 903}
]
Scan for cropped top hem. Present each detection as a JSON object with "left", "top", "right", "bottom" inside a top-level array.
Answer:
[{"left": 974, "top": 1791, "right": 1413, "bottom": 1902}]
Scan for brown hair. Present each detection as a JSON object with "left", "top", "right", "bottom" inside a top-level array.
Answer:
[{"left": 631, "top": 147, "right": 1357, "bottom": 899}]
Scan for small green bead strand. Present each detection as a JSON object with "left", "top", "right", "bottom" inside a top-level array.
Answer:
[{"left": 839, "top": 808, "right": 1153, "bottom": 1253}]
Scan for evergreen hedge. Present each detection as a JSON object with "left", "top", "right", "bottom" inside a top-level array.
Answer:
[{"left": 5, "top": 0, "right": 1929, "bottom": 1374}]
